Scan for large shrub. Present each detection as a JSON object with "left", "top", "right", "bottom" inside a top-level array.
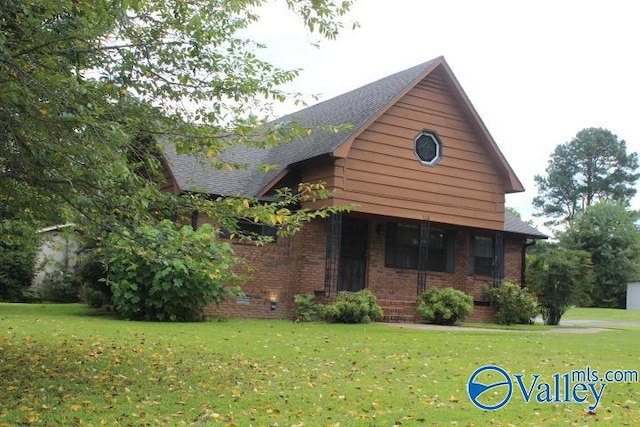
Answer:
[
  {"left": 486, "top": 281, "right": 538, "bottom": 325},
  {"left": 78, "top": 256, "right": 113, "bottom": 309},
  {"left": 527, "top": 243, "right": 593, "bottom": 325},
  {"left": 321, "top": 290, "right": 383, "bottom": 323},
  {"left": 103, "top": 220, "right": 243, "bottom": 321},
  {"left": 0, "top": 221, "right": 40, "bottom": 302},
  {"left": 416, "top": 287, "right": 474, "bottom": 325}
]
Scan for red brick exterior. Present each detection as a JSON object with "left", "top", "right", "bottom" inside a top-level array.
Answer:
[
  {"left": 204, "top": 220, "right": 328, "bottom": 319},
  {"left": 204, "top": 215, "right": 528, "bottom": 324}
]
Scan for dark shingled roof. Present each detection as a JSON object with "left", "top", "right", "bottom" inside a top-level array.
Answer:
[
  {"left": 162, "top": 57, "right": 545, "bottom": 237},
  {"left": 504, "top": 212, "right": 547, "bottom": 238},
  {"left": 162, "top": 58, "right": 439, "bottom": 197}
]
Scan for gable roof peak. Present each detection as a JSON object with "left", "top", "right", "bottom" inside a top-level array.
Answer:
[{"left": 163, "top": 56, "right": 524, "bottom": 197}]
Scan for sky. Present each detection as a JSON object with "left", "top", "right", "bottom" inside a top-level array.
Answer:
[{"left": 247, "top": 0, "right": 640, "bottom": 231}]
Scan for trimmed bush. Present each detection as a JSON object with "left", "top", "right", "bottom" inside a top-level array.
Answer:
[
  {"left": 486, "top": 281, "right": 538, "bottom": 325},
  {"left": 293, "top": 294, "right": 322, "bottom": 322},
  {"left": 416, "top": 287, "right": 474, "bottom": 325},
  {"left": 321, "top": 289, "right": 383, "bottom": 324}
]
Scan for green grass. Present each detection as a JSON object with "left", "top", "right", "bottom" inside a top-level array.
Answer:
[
  {"left": 563, "top": 307, "right": 640, "bottom": 323},
  {"left": 1, "top": 304, "right": 639, "bottom": 426},
  {"left": 458, "top": 322, "right": 555, "bottom": 331}
]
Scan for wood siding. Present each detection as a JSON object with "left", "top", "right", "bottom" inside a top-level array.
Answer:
[{"left": 336, "top": 68, "right": 506, "bottom": 230}]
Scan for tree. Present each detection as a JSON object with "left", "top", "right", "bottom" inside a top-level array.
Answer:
[
  {"left": 533, "top": 128, "right": 639, "bottom": 223},
  {"left": 526, "top": 241, "right": 592, "bottom": 325},
  {"left": 1, "top": 0, "right": 355, "bottom": 318},
  {"left": 0, "top": 221, "right": 40, "bottom": 301},
  {"left": 506, "top": 206, "right": 536, "bottom": 226},
  {"left": 1, "top": 0, "right": 354, "bottom": 225},
  {"left": 506, "top": 206, "right": 522, "bottom": 218},
  {"left": 559, "top": 202, "right": 640, "bottom": 308}
]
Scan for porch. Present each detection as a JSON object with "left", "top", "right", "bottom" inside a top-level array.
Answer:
[{"left": 319, "top": 213, "right": 520, "bottom": 322}]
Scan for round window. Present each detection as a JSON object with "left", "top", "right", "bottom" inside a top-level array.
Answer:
[{"left": 414, "top": 131, "right": 442, "bottom": 165}]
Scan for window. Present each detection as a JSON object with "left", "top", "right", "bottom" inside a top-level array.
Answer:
[
  {"left": 414, "top": 130, "right": 442, "bottom": 165},
  {"left": 221, "top": 219, "right": 278, "bottom": 242},
  {"left": 385, "top": 222, "right": 455, "bottom": 272},
  {"left": 470, "top": 236, "right": 494, "bottom": 276},
  {"left": 386, "top": 223, "right": 420, "bottom": 269}
]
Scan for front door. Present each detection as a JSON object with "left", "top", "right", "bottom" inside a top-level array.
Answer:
[{"left": 338, "top": 217, "right": 368, "bottom": 292}]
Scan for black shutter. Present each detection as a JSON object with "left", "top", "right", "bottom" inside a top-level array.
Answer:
[
  {"left": 445, "top": 230, "right": 456, "bottom": 273},
  {"left": 493, "top": 231, "right": 504, "bottom": 286}
]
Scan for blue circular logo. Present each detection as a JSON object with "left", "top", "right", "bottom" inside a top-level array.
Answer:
[{"left": 467, "top": 365, "right": 513, "bottom": 410}]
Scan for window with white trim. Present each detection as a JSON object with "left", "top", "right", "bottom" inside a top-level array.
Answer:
[{"left": 414, "top": 130, "right": 442, "bottom": 165}]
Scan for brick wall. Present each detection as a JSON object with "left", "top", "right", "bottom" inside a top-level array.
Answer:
[
  {"left": 204, "top": 216, "right": 526, "bottom": 324},
  {"left": 203, "top": 233, "right": 294, "bottom": 319},
  {"left": 204, "top": 219, "right": 329, "bottom": 320},
  {"left": 368, "top": 219, "right": 524, "bottom": 300}
]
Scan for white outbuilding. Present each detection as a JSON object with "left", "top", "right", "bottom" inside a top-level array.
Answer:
[{"left": 627, "top": 282, "right": 640, "bottom": 310}]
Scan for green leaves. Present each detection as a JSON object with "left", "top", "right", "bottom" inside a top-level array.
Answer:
[
  {"left": 321, "top": 290, "right": 384, "bottom": 323},
  {"left": 486, "top": 281, "right": 539, "bottom": 325},
  {"left": 1, "top": 0, "right": 355, "bottom": 234},
  {"left": 416, "top": 287, "right": 474, "bottom": 325},
  {"left": 559, "top": 202, "right": 640, "bottom": 308},
  {"left": 0, "top": 221, "right": 40, "bottom": 302},
  {"left": 534, "top": 127, "right": 639, "bottom": 223},
  {"left": 527, "top": 242, "right": 593, "bottom": 325},
  {"left": 104, "top": 220, "right": 243, "bottom": 321}
]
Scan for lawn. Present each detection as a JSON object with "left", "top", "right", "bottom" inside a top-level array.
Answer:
[
  {"left": 1, "top": 304, "right": 638, "bottom": 426},
  {"left": 563, "top": 307, "right": 640, "bottom": 323}
]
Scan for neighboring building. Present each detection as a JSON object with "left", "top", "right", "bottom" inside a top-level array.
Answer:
[
  {"left": 32, "top": 224, "right": 79, "bottom": 288},
  {"left": 627, "top": 282, "right": 640, "bottom": 310},
  {"left": 162, "top": 56, "right": 546, "bottom": 322}
]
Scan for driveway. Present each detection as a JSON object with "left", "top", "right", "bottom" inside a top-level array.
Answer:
[{"left": 560, "top": 319, "right": 640, "bottom": 327}]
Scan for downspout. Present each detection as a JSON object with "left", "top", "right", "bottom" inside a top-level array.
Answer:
[{"left": 521, "top": 239, "right": 537, "bottom": 286}]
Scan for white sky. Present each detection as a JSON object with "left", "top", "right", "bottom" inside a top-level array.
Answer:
[{"left": 248, "top": 0, "right": 640, "bottom": 230}]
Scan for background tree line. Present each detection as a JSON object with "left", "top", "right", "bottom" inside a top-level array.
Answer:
[{"left": 526, "top": 127, "right": 640, "bottom": 324}]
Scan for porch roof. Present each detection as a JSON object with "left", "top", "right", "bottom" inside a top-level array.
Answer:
[{"left": 504, "top": 213, "right": 547, "bottom": 238}]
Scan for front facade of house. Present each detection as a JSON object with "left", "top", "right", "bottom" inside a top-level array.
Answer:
[{"left": 163, "top": 57, "right": 546, "bottom": 322}]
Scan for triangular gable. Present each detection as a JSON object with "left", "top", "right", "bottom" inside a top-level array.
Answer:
[
  {"left": 331, "top": 57, "right": 523, "bottom": 194},
  {"left": 163, "top": 57, "right": 524, "bottom": 198}
]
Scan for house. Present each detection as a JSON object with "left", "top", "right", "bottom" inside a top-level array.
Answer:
[{"left": 162, "top": 56, "right": 546, "bottom": 322}]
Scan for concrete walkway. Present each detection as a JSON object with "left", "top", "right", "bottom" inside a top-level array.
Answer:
[
  {"left": 560, "top": 319, "right": 640, "bottom": 327},
  {"left": 388, "top": 323, "right": 608, "bottom": 334}
]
